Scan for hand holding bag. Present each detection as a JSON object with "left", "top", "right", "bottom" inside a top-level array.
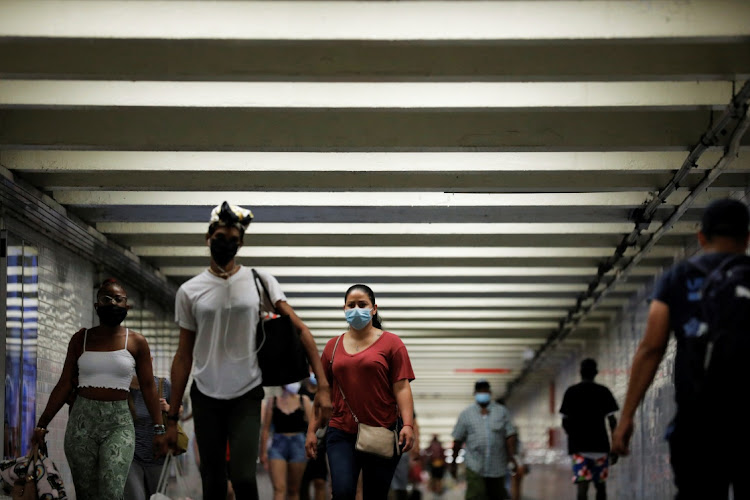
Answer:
[
  {"left": 158, "top": 378, "right": 189, "bottom": 455},
  {"left": 253, "top": 269, "right": 310, "bottom": 386},
  {"left": 330, "top": 334, "right": 400, "bottom": 459},
  {"left": 10, "top": 447, "right": 36, "bottom": 500},
  {"left": 1, "top": 441, "right": 67, "bottom": 499}
]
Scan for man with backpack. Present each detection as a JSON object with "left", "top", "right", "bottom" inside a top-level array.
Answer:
[{"left": 611, "top": 198, "right": 750, "bottom": 499}]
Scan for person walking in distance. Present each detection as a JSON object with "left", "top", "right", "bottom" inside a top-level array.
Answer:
[
  {"left": 612, "top": 199, "right": 750, "bottom": 499},
  {"left": 560, "top": 358, "right": 619, "bottom": 500},
  {"left": 165, "top": 202, "right": 332, "bottom": 500},
  {"left": 450, "top": 380, "right": 518, "bottom": 500},
  {"left": 124, "top": 364, "right": 176, "bottom": 500},
  {"left": 298, "top": 374, "right": 329, "bottom": 500},
  {"left": 305, "top": 284, "right": 416, "bottom": 500},
  {"left": 426, "top": 434, "right": 446, "bottom": 497},
  {"left": 260, "top": 382, "right": 314, "bottom": 500}
]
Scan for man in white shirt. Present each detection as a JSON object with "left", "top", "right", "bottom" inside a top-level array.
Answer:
[{"left": 165, "top": 202, "right": 332, "bottom": 500}]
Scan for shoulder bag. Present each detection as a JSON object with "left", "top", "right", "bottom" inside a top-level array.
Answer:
[
  {"left": 253, "top": 269, "right": 310, "bottom": 386},
  {"left": 330, "top": 334, "right": 400, "bottom": 459}
]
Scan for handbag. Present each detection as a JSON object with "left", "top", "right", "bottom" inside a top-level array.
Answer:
[
  {"left": 330, "top": 334, "right": 399, "bottom": 459},
  {"left": 158, "top": 378, "right": 189, "bottom": 456},
  {"left": 0, "top": 442, "right": 68, "bottom": 499},
  {"left": 10, "top": 450, "right": 35, "bottom": 500},
  {"left": 252, "top": 269, "right": 310, "bottom": 386}
]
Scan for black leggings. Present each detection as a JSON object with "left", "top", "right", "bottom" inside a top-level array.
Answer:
[{"left": 191, "top": 383, "right": 264, "bottom": 500}]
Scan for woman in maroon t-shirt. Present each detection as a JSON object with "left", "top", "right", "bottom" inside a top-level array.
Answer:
[{"left": 305, "top": 284, "right": 416, "bottom": 500}]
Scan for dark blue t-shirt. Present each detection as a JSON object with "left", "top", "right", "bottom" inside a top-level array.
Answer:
[{"left": 652, "top": 252, "right": 733, "bottom": 408}]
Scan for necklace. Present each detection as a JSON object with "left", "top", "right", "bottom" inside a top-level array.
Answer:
[{"left": 208, "top": 265, "right": 239, "bottom": 279}]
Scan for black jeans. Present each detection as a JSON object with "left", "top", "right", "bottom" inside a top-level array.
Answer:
[
  {"left": 325, "top": 426, "right": 401, "bottom": 500},
  {"left": 191, "top": 383, "right": 264, "bottom": 500}
]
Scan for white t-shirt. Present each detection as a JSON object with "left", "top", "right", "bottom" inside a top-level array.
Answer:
[{"left": 175, "top": 266, "right": 286, "bottom": 399}]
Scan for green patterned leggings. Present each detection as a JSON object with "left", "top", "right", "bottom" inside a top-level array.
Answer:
[{"left": 64, "top": 396, "right": 136, "bottom": 500}]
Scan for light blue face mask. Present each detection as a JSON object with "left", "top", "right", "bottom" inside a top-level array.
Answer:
[
  {"left": 475, "top": 392, "right": 491, "bottom": 405},
  {"left": 345, "top": 307, "right": 372, "bottom": 330},
  {"left": 283, "top": 382, "right": 301, "bottom": 394}
]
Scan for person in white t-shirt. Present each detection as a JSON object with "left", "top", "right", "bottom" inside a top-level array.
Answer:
[{"left": 165, "top": 202, "right": 332, "bottom": 500}]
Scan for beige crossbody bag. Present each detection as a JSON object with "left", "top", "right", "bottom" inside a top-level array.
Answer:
[{"left": 330, "top": 334, "right": 400, "bottom": 459}]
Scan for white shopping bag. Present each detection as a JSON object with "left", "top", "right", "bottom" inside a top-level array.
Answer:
[{"left": 150, "top": 452, "right": 191, "bottom": 500}]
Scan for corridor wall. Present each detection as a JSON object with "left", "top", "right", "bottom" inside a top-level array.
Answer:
[{"left": 1, "top": 213, "right": 176, "bottom": 500}]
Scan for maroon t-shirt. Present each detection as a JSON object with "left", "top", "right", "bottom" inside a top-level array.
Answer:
[{"left": 322, "top": 331, "right": 415, "bottom": 434}]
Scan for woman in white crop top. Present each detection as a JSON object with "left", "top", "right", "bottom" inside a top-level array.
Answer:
[{"left": 32, "top": 278, "right": 167, "bottom": 500}]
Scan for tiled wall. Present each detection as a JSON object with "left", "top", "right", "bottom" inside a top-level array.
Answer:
[{"left": 35, "top": 240, "right": 97, "bottom": 495}]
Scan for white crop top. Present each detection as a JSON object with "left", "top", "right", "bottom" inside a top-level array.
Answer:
[{"left": 77, "top": 328, "right": 136, "bottom": 391}]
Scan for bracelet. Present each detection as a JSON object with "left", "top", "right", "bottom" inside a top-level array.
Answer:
[
  {"left": 153, "top": 424, "right": 166, "bottom": 435},
  {"left": 402, "top": 424, "right": 413, "bottom": 429},
  {"left": 166, "top": 414, "right": 180, "bottom": 422}
]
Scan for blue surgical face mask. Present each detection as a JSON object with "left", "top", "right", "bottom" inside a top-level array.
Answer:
[
  {"left": 283, "top": 382, "right": 301, "bottom": 394},
  {"left": 475, "top": 392, "right": 491, "bottom": 405},
  {"left": 345, "top": 307, "right": 372, "bottom": 330}
]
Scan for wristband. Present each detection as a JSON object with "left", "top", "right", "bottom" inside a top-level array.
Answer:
[
  {"left": 402, "top": 424, "right": 413, "bottom": 429},
  {"left": 166, "top": 414, "right": 180, "bottom": 422}
]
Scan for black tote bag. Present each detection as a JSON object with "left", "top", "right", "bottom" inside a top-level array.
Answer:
[{"left": 252, "top": 269, "right": 310, "bottom": 386}]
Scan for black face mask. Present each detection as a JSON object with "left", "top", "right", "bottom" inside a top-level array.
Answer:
[
  {"left": 210, "top": 238, "right": 239, "bottom": 267},
  {"left": 96, "top": 305, "right": 128, "bottom": 327}
]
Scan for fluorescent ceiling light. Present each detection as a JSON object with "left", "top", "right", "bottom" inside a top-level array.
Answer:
[
  {"left": 286, "top": 297, "right": 607, "bottom": 308},
  {"left": 9, "top": 151, "right": 740, "bottom": 172},
  {"left": 2, "top": 1, "right": 747, "bottom": 40},
  {"left": 132, "top": 245, "right": 676, "bottom": 259},
  {"left": 283, "top": 283, "right": 589, "bottom": 294},
  {"left": 55, "top": 190, "right": 682, "bottom": 207},
  {"left": 159, "top": 265, "right": 661, "bottom": 277},
  {"left": 308, "top": 329, "right": 569, "bottom": 338},
  {"left": 54, "top": 189, "right": 725, "bottom": 207},
  {"left": 96, "top": 221, "right": 700, "bottom": 235},
  {"left": 234, "top": 309, "right": 571, "bottom": 320},
  {"left": 305, "top": 320, "right": 562, "bottom": 329},
  {"left": 0, "top": 81, "right": 733, "bottom": 108}
]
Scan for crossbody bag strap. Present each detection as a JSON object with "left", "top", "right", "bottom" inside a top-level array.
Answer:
[
  {"left": 330, "top": 334, "right": 360, "bottom": 424},
  {"left": 158, "top": 377, "right": 164, "bottom": 400}
]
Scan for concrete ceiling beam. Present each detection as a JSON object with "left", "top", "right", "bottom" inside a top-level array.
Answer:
[
  {"left": 17, "top": 170, "right": 750, "bottom": 192},
  {"left": 2, "top": 108, "right": 745, "bottom": 151},
  {"left": 2, "top": 38, "right": 748, "bottom": 81}
]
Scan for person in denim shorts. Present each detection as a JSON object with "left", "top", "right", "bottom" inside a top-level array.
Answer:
[{"left": 261, "top": 382, "right": 314, "bottom": 499}]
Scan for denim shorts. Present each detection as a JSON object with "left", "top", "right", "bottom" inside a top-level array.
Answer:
[{"left": 269, "top": 433, "right": 307, "bottom": 463}]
